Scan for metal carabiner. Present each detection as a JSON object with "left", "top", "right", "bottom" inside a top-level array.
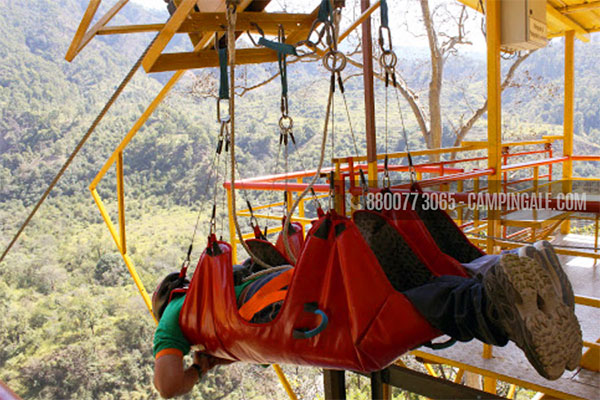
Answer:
[
  {"left": 217, "top": 98, "right": 231, "bottom": 123},
  {"left": 378, "top": 25, "right": 393, "bottom": 53},
  {"left": 323, "top": 50, "right": 347, "bottom": 73},
  {"left": 379, "top": 50, "right": 398, "bottom": 72},
  {"left": 281, "top": 95, "right": 289, "bottom": 117},
  {"left": 246, "top": 22, "right": 265, "bottom": 47},
  {"left": 278, "top": 24, "right": 286, "bottom": 43},
  {"left": 303, "top": 19, "right": 323, "bottom": 48},
  {"left": 209, "top": 204, "right": 218, "bottom": 236},
  {"left": 383, "top": 155, "right": 391, "bottom": 189},
  {"left": 279, "top": 115, "right": 294, "bottom": 131},
  {"left": 323, "top": 21, "right": 337, "bottom": 51},
  {"left": 328, "top": 171, "right": 336, "bottom": 211},
  {"left": 382, "top": 173, "right": 391, "bottom": 189}
]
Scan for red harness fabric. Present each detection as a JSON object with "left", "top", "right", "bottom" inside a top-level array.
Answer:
[
  {"left": 180, "top": 212, "right": 441, "bottom": 372},
  {"left": 377, "top": 208, "right": 469, "bottom": 278},
  {"left": 275, "top": 221, "right": 304, "bottom": 260}
]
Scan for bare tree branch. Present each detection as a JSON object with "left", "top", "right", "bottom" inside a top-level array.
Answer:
[
  {"left": 345, "top": 56, "right": 430, "bottom": 142},
  {"left": 452, "top": 50, "right": 536, "bottom": 148}
]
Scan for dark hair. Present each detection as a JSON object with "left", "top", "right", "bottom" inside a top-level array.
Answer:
[{"left": 152, "top": 272, "right": 189, "bottom": 321}]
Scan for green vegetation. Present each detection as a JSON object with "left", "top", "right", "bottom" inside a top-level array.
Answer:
[{"left": 0, "top": 0, "right": 598, "bottom": 398}]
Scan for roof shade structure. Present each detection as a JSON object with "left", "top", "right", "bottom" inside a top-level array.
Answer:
[{"left": 458, "top": 0, "right": 600, "bottom": 42}]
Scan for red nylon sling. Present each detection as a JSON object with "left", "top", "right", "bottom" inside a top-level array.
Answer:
[
  {"left": 376, "top": 207, "right": 469, "bottom": 278},
  {"left": 275, "top": 220, "right": 304, "bottom": 260},
  {"left": 180, "top": 211, "right": 441, "bottom": 372}
]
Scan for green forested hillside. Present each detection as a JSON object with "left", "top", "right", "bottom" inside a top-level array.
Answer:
[{"left": 0, "top": 0, "right": 598, "bottom": 398}]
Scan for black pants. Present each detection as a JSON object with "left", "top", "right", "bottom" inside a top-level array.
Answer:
[{"left": 403, "top": 275, "right": 508, "bottom": 346}]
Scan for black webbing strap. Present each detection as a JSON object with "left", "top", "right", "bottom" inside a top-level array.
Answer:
[
  {"left": 380, "top": 0, "right": 389, "bottom": 28},
  {"left": 318, "top": 0, "right": 333, "bottom": 23},
  {"left": 257, "top": 37, "right": 297, "bottom": 98},
  {"left": 218, "top": 47, "right": 229, "bottom": 100}
]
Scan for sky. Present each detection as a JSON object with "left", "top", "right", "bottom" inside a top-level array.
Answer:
[{"left": 131, "top": 0, "right": 165, "bottom": 9}]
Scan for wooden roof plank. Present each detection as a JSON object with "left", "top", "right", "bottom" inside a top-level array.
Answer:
[
  {"left": 141, "top": 0, "right": 198, "bottom": 73},
  {"left": 149, "top": 48, "right": 278, "bottom": 72},
  {"left": 560, "top": 0, "right": 600, "bottom": 14},
  {"left": 75, "top": 0, "right": 130, "bottom": 57},
  {"left": 65, "top": 0, "right": 101, "bottom": 62},
  {"left": 147, "top": 3, "right": 326, "bottom": 73},
  {"left": 182, "top": 11, "right": 313, "bottom": 34},
  {"left": 146, "top": 1, "right": 377, "bottom": 73}
]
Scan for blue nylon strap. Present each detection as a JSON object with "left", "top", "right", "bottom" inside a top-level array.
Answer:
[
  {"left": 381, "top": 0, "right": 389, "bottom": 28},
  {"left": 257, "top": 37, "right": 297, "bottom": 56},
  {"left": 258, "top": 37, "right": 297, "bottom": 98},
  {"left": 218, "top": 48, "right": 229, "bottom": 100},
  {"left": 278, "top": 53, "right": 288, "bottom": 97},
  {"left": 318, "top": 0, "right": 333, "bottom": 23}
]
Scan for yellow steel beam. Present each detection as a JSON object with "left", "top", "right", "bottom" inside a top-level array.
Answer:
[
  {"left": 91, "top": 188, "right": 155, "bottom": 319},
  {"left": 575, "top": 295, "right": 600, "bottom": 308},
  {"left": 454, "top": 368, "right": 465, "bottom": 384},
  {"left": 581, "top": 338, "right": 600, "bottom": 371},
  {"left": 463, "top": 139, "right": 554, "bottom": 148},
  {"left": 75, "top": 0, "right": 129, "bottom": 59},
  {"left": 486, "top": 0, "right": 502, "bottom": 253},
  {"left": 65, "top": 0, "right": 101, "bottom": 61},
  {"left": 91, "top": 188, "right": 122, "bottom": 253},
  {"left": 142, "top": 0, "right": 198, "bottom": 72},
  {"left": 562, "top": 30, "right": 575, "bottom": 234},
  {"left": 91, "top": 71, "right": 185, "bottom": 188},
  {"left": 334, "top": 162, "right": 343, "bottom": 213},
  {"left": 117, "top": 152, "right": 126, "bottom": 254},
  {"left": 482, "top": 344, "right": 496, "bottom": 394},
  {"left": 368, "top": 161, "right": 378, "bottom": 188},
  {"left": 227, "top": 188, "right": 237, "bottom": 263},
  {"left": 98, "top": 24, "right": 166, "bottom": 35},
  {"left": 272, "top": 364, "right": 298, "bottom": 400},
  {"left": 547, "top": 4, "right": 591, "bottom": 42},
  {"left": 507, "top": 384, "right": 517, "bottom": 399}
]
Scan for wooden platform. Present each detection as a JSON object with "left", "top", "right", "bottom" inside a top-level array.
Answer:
[{"left": 414, "top": 233, "right": 600, "bottom": 400}]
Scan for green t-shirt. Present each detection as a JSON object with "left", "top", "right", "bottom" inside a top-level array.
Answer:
[{"left": 153, "top": 279, "right": 258, "bottom": 358}]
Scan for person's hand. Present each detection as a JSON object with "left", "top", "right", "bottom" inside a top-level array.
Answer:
[
  {"left": 208, "top": 356, "right": 235, "bottom": 369},
  {"left": 192, "top": 352, "right": 212, "bottom": 376},
  {"left": 193, "top": 352, "right": 234, "bottom": 375}
]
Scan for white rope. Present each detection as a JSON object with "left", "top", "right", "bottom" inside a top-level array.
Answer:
[
  {"left": 226, "top": 3, "right": 271, "bottom": 270},
  {"left": 281, "top": 87, "right": 335, "bottom": 264}
]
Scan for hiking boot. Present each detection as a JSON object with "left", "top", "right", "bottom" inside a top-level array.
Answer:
[
  {"left": 534, "top": 240, "right": 575, "bottom": 310},
  {"left": 483, "top": 253, "right": 582, "bottom": 380}
]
